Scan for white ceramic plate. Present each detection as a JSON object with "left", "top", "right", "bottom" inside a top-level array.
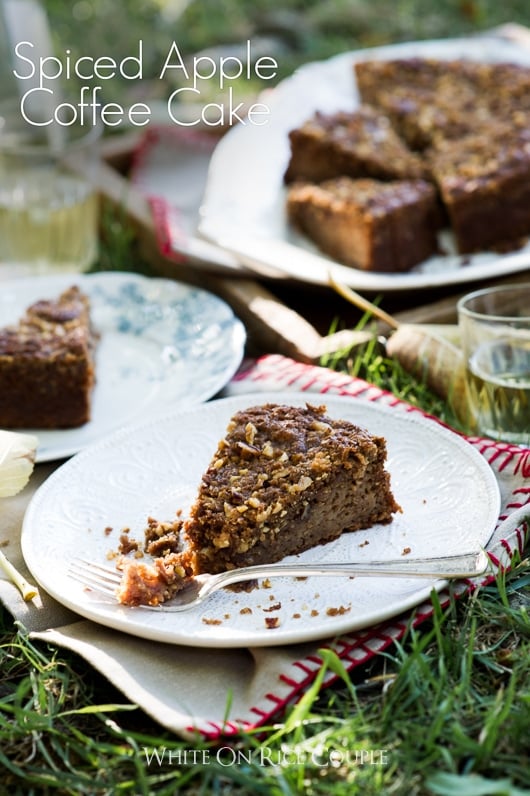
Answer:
[
  {"left": 0, "top": 271, "right": 245, "bottom": 461},
  {"left": 22, "top": 392, "right": 500, "bottom": 648},
  {"left": 199, "top": 37, "right": 530, "bottom": 291}
]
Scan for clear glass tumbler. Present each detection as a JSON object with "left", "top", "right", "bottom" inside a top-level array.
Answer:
[
  {"left": 457, "top": 283, "right": 530, "bottom": 445},
  {"left": 0, "top": 121, "right": 101, "bottom": 277}
]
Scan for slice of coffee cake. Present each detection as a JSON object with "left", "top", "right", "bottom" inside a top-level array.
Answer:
[
  {"left": 284, "top": 107, "right": 427, "bottom": 184},
  {"left": 115, "top": 402, "right": 401, "bottom": 606},
  {"left": 183, "top": 403, "right": 401, "bottom": 574},
  {"left": 0, "top": 285, "right": 97, "bottom": 428},
  {"left": 287, "top": 176, "right": 439, "bottom": 272}
]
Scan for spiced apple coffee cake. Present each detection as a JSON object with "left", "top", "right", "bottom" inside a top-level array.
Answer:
[
  {"left": 185, "top": 403, "right": 401, "bottom": 572},
  {"left": 0, "top": 286, "right": 97, "bottom": 428},
  {"left": 284, "top": 56, "right": 530, "bottom": 268},
  {"left": 116, "top": 402, "right": 401, "bottom": 606}
]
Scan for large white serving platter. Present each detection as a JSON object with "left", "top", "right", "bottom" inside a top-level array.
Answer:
[
  {"left": 22, "top": 392, "right": 500, "bottom": 648},
  {"left": 199, "top": 37, "right": 530, "bottom": 291},
  {"left": 0, "top": 271, "right": 246, "bottom": 461}
]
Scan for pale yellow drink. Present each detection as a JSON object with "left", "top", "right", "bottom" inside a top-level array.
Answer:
[
  {"left": 466, "top": 339, "right": 530, "bottom": 445},
  {"left": 458, "top": 285, "right": 530, "bottom": 445},
  {"left": 0, "top": 168, "right": 98, "bottom": 274},
  {"left": 0, "top": 123, "right": 101, "bottom": 276}
]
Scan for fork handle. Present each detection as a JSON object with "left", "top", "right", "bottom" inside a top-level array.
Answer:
[{"left": 201, "top": 550, "right": 489, "bottom": 594}]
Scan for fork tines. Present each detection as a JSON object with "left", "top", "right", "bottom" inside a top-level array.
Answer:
[{"left": 68, "top": 558, "right": 121, "bottom": 597}]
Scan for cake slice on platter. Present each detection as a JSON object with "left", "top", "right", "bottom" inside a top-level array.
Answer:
[
  {"left": 0, "top": 285, "right": 97, "bottom": 429},
  {"left": 287, "top": 176, "right": 440, "bottom": 272},
  {"left": 284, "top": 107, "right": 427, "bottom": 184}
]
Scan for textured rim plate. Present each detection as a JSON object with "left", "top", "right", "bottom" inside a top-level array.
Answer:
[
  {"left": 22, "top": 392, "right": 500, "bottom": 648},
  {"left": 199, "top": 37, "right": 530, "bottom": 291},
  {"left": 0, "top": 271, "right": 245, "bottom": 462}
]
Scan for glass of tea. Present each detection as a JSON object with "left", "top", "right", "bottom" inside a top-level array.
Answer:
[
  {"left": 458, "top": 284, "right": 530, "bottom": 445},
  {"left": 0, "top": 120, "right": 101, "bottom": 277}
]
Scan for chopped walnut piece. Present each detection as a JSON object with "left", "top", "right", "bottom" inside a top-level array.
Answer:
[
  {"left": 263, "top": 602, "right": 282, "bottom": 612},
  {"left": 326, "top": 605, "right": 351, "bottom": 616},
  {"left": 245, "top": 422, "right": 257, "bottom": 445},
  {"left": 118, "top": 533, "right": 140, "bottom": 556}
]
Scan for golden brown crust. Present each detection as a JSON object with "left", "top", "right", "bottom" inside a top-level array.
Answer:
[
  {"left": 354, "top": 58, "right": 530, "bottom": 150},
  {"left": 284, "top": 106, "right": 427, "bottom": 183}
]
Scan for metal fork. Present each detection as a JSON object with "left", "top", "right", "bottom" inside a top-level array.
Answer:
[{"left": 68, "top": 550, "right": 489, "bottom": 612}]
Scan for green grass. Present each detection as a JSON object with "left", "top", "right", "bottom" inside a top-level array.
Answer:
[
  {"left": 3, "top": 2, "right": 530, "bottom": 793},
  {"left": 2, "top": 547, "right": 530, "bottom": 793}
]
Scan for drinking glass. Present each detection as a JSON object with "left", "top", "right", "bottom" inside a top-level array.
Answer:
[
  {"left": 457, "top": 284, "right": 530, "bottom": 445},
  {"left": 0, "top": 121, "right": 101, "bottom": 277}
]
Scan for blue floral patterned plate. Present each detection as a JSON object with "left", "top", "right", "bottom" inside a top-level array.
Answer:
[{"left": 0, "top": 271, "right": 246, "bottom": 461}]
